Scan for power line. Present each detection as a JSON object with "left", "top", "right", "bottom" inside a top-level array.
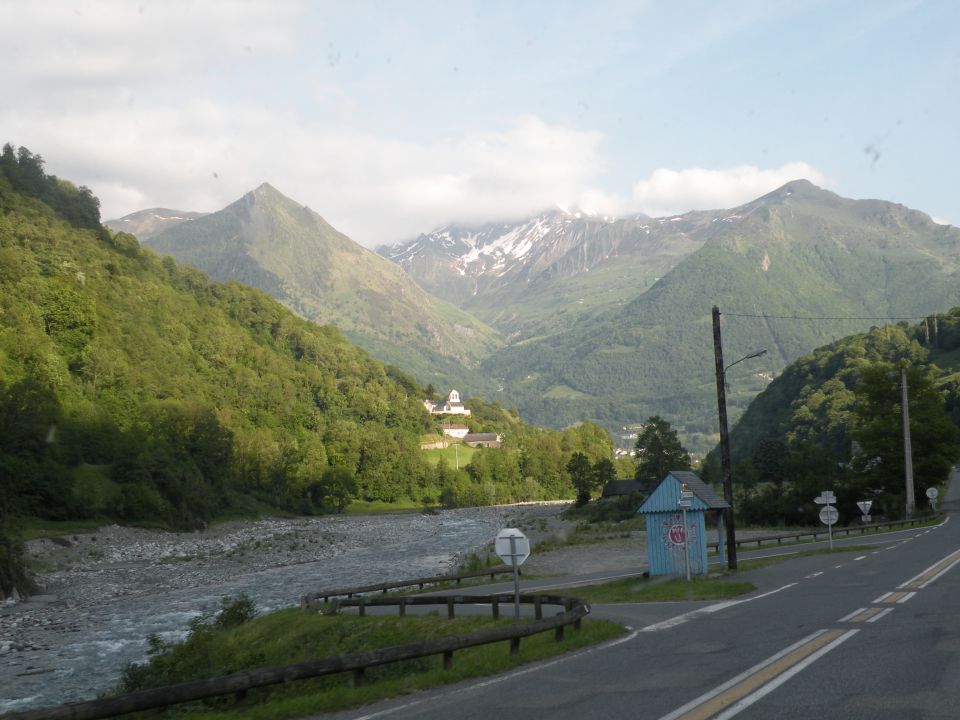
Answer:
[{"left": 721, "top": 312, "right": 933, "bottom": 322}]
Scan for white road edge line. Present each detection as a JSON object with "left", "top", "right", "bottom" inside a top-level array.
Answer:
[
  {"left": 873, "top": 591, "right": 893, "bottom": 603},
  {"left": 854, "top": 555, "right": 867, "bottom": 561},
  {"left": 868, "top": 608, "right": 895, "bottom": 623},
  {"left": 898, "top": 592, "right": 917, "bottom": 604},
  {"left": 640, "top": 583, "right": 798, "bottom": 632},
  {"left": 711, "top": 629, "right": 860, "bottom": 720},
  {"left": 655, "top": 630, "right": 833, "bottom": 720},
  {"left": 347, "top": 627, "right": 642, "bottom": 720}
]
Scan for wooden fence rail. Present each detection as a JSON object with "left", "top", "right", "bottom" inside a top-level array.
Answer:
[
  {"left": 3, "top": 595, "right": 588, "bottom": 720},
  {"left": 301, "top": 564, "right": 517, "bottom": 605},
  {"left": 706, "top": 515, "right": 933, "bottom": 551}
]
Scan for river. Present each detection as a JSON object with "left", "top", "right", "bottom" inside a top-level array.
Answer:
[{"left": 0, "top": 504, "right": 565, "bottom": 713}]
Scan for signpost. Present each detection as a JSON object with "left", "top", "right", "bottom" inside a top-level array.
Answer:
[
  {"left": 856, "top": 500, "right": 873, "bottom": 524},
  {"left": 495, "top": 528, "right": 530, "bottom": 620},
  {"left": 926, "top": 486, "right": 939, "bottom": 512},
  {"left": 678, "top": 484, "right": 694, "bottom": 581},
  {"left": 819, "top": 505, "right": 839, "bottom": 550},
  {"left": 814, "top": 491, "right": 836, "bottom": 506},
  {"left": 816, "top": 492, "right": 838, "bottom": 551}
]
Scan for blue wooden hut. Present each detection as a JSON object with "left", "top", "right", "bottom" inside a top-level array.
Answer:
[{"left": 638, "top": 471, "right": 730, "bottom": 576}]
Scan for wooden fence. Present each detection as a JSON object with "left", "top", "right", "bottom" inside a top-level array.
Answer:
[
  {"left": 4, "top": 593, "right": 588, "bottom": 720},
  {"left": 301, "top": 563, "right": 517, "bottom": 605}
]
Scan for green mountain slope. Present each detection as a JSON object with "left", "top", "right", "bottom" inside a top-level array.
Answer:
[
  {"left": 0, "top": 153, "right": 447, "bottom": 527},
  {"left": 482, "top": 181, "right": 960, "bottom": 450},
  {"left": 142, "top": 184, "right": 503, "bottom": 392},
  {"left": 723, "top": 309, "right": 960, "bottom": 467}
]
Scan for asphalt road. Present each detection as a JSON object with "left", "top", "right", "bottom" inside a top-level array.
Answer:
[{"left": 323, "top": 472, "right": 960, "bottom": 720}]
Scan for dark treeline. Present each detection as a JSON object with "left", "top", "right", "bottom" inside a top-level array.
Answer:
[{"left": 0, "top": 144, "right": 105, "bottom": 236}]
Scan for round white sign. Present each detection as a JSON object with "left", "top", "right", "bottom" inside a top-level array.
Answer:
[
  {"left": 495, "top": 528, "right": 530, "bottom": 566},
  {"left": 819, "top": 506, "right": 839, "bottom": 526},
  {"left": 926, "top": 487, "right": 939, "bottom": 500}
]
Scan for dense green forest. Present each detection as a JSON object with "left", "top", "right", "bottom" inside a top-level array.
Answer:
[
  {"left": 0, "top": 146, "right": 617, "bottom": 554},
  {"left": 704, "top": 314, "right": 960, "bottom": 525}
]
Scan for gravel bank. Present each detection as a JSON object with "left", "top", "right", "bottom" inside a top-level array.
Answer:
[{"left": 0, "top": 504, "right": 573, "bottom": 712}]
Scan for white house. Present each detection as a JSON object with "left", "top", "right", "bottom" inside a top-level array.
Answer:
[
  {"left": 441, "top": 424, "right": 470, "bottom": 439},
  {"left": 424, "top": 389, "right": 472, "bottom": 416}
]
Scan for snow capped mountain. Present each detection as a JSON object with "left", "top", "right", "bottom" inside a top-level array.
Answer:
[{"left": 377, "top": 205, "right": 709, "bottom": 310}]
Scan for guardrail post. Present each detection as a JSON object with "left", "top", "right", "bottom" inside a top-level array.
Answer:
[
  {"left": 353, "top": 668, "right": 366, "bottom": 687},
  {"left": 443, "top": 650, "right": 453, "bottom": 670},
  {"left": 534, "top": 598, "right": 542, "bottom": 620},
  {"left": 399, "top": 598, "right": 406, "bottom": 617},
  {"left": 492, "top": 597, "right": 499, "bottom": 620},
  {"left": 510, "top": 637, "right": 520, "bottom": 655},
  {"left": 447, "top": 597, "right": 455, "bottom": 619},
  {"left": 555, "top": 625, "right": 564, "bottom": 642},
  {"left": 358, "top": 598, "right": 365, "bottom": 617}
]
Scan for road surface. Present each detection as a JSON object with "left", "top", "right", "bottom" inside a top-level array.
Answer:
[{"left": 323, "top": 472, "right": 960, "bottom": 720}]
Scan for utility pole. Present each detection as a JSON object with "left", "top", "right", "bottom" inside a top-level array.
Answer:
[
  {"left": 712, "top": 306, "right": 737, "bottom": 570},
  {"left": 901, "top": 366, "right": 915, "bottom": 516}
]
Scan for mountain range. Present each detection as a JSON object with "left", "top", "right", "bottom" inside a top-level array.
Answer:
[
  {"left": 123, "top": 184, "right": 504, "bottom": 390},
  {"left": 109, "top": 180, "right": 960, "bottom": 452}
]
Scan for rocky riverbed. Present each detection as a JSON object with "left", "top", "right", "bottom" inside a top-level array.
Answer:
[{"left": 1, "top": 504, "right": 574, "bottom": 713}]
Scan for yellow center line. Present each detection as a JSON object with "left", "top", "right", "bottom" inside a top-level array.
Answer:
[
  {"left": 901, "top": 548, "right": 960, "bottom": 589},
  {"left": 673, "top": 630, "right": 847, "bottom": 720},
  {"left": 847, "top": 607, "right": 885, "bottom": 622},
  {"left": 879, "top": 591, "right": 908, "bottom": 604}
]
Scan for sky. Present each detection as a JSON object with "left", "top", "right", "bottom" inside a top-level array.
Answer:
[{"left": 2, "top": 0, "right": 958, "bottom": 247}]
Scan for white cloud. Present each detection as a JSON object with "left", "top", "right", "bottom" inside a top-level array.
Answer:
[
  {"left": 0, "top": 1, "right": 298, "bottom": 95},
  {"left": 0, "top": 3, "right": 836, "bottom": 247},
  {"left": 630, "top": 163, "right": 834, "bottom": 217}
]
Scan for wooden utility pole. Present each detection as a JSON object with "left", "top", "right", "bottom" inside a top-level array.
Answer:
[
  {"left": 901, "top": 366, "right": 915, "bottom": 516},
  {"left": 712, "top": 306, "right": 737, "bottom": 569}
]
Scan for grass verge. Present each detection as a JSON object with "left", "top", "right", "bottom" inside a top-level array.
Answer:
[
  {"left": 552, "top": 575, "right": 755, "bottom": 604},
  {"left": 733, "top": 545, "right": 876, "bottom": 572},
  {"left": 115, "top": 602, "right": 624, "bottom": 720}
]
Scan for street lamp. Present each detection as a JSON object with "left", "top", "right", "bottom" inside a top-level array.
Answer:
[{"left": 712, "top": 306, "right": 766, "bottom": 570}]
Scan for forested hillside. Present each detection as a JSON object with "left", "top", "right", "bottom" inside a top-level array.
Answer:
[
  {"left": 707, "top": 312, "right": 960, "bottom": 524},
  {"left": 0, "top": 147, "right": 619, "bottom": 548},
  {"left": 0, "top": 148, "right": 447, "bottom": 530}
]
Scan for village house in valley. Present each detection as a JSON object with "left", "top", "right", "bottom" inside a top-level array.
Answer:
[{"left": 441, "top": 424, "right": 470, "bottom": 439}]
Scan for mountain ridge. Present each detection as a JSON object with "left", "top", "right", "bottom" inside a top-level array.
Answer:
[{"left": 140, "top": 183, "right": 504, "bottom": 390}]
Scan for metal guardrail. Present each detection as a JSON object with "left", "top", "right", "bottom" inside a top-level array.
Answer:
[
  {"left": 706, "top": 516, "right": 935, "bottom": 551},
  {"left": 4, "top": 593, "right": 587, "bottom": 720}
]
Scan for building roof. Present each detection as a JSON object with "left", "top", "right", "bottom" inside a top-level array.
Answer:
[
  {"left": 462, "top": 433, "right": 500, "bottom": 443},
  {"left": 601, "top": 480, "right": 645, "bottom": 498},
  {"left": 637, "top": 471, "right": 730, "bottom": 513}
]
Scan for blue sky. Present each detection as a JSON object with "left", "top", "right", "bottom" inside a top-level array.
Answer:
[{"left": 2, "top": 1, "right": 957, "bottom": 245}]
